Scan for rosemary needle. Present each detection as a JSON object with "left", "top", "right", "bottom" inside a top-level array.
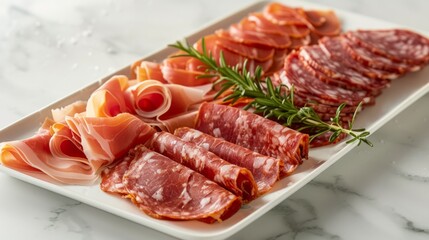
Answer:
[{"left": 169, "top": 39, "right": 373, "bottom": 147}]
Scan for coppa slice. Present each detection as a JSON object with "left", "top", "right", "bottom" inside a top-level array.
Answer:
[
  {"left": 345, "top": 29, "right": 429, "bottom": 66},
  {"left": 195, "top": 102, "right": 309, "bottom": 167},
  {"left": 175, "top": 127, "right": 293, "bottom": 195},
  {"left": 122, "top": 145, "right": 242, "bottom": 223},
  {"left": 148, "top": 131, "right": 258, "bottom": 202}
]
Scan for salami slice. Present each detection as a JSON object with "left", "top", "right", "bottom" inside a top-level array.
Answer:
[
  {"left": 195, "top": 102, "right": 309, "bottom": 167},
  {"left": 175, "top": 127, "right": 294, "bottom": 195},
  {"left": 345, "top": 29, "right": 429, "bottom": 66},
  {"left": 284, "top": 52, "right": 373, "bottom": 106},
  {"left": 299, "top": 45, "right": 389, "bottom": 93},
  {"left": 100, "top": 155, "right": 134, "bottom": 195},
  {"left": 341, "top": 34, "right": 417, "bottom": 73},
  {"left": 148, "top": 131, "right": 258, "bottom": 202},
  {"left": 319, "top": 37, "right": 398, "bottom": 80},
  {"left": 122, "top": 145, "right": 242, "bottom": 223}
]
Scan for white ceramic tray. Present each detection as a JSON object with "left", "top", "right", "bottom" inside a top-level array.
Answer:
[{"left": 1, "top": 0, "right": 429, "bottom": 239}]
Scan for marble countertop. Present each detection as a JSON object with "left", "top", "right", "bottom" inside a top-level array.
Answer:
[{"left": 1, "top": 0, "right": 429, "bottom": 239}]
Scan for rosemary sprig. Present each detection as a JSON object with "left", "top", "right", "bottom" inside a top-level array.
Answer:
[{"left": 169, "top": 40, "right": 373, "bottom": 147}]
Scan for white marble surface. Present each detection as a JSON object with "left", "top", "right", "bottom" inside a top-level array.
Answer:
[{"left": 1, "top": 0, "right": 429, "bottom": 239}]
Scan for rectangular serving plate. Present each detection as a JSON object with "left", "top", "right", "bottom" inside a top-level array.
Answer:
[{"left": 1, "top": 0, "right": 429, "bottom": 239}]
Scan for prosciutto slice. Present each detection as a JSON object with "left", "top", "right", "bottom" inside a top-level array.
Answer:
[
  {"left": 86, "top": 75, "right": 130, "bottom": 117},
  {"left": 195, "top": 102, "right": 309, "bottom": 167},
  {"left": 1, "top": 113, "right": 154, "bottom": 184},
  {"left": 131, "top": 60, "right": 167, "bottom": 83},
  {"left": 121, "top": 145, "right": 242, "bottom": 223},
  {"left": 148, "top": 131, "right": 258, "bottom": 201},
  {"left": 175, "top": 127, "right": 293, "bottom": 195}
]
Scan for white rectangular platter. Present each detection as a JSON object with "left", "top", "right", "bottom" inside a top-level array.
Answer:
[{"left": 1, "top": 0, "right": 429, "bottom": 239}]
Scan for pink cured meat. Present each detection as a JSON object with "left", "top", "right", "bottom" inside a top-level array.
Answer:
[
  {"left": 195, "top": 102, "right": 309, "bottom": 167},
  {"left": 319, "top": 37, "right": 398, "bottom": 80},
  {"left": 299, "top": 45, "right": 390, "bottom": 93},
  {"left": 345, "top": 29, "right": 429, "bottom": 66},
  {"left": 100, "top": 155, "right": 134, "bottom": 195},
  {"left": 175, "top": 127, "right": 294, "bottom": 195},
  {"left": 122, "top": 145, "right": 242, "bottom": 223},
  {"left": 341, "top": 35, "right": 416, "bottom": 73},
  {"left": 283, "top": 52, "right": 373, "bottom": 106},
  {"left": 148, "top": 132, "right": 258, "bottom": 202}
]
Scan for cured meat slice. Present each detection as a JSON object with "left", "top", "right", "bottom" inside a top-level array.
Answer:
[
  {"left": 307, "top": 10, "right": 341, "bottom": 36},
  {"left": 227, "top": 19, "right": 291, "bottom": 49},
  {"left": 132, "top": 61, "right": 167, "bottom": 83},
  {"left": 194, "top": 34, "right": 273, "bottom": 74},
  {"left": 341, "top": 34, "right": 416, "bottom": 73},
  {"left": 64, "top": 113, "right": 155, "bottom": 169},
  {"left": 263, "top": 2, "right": 311, "bottom": 27},
  {"left": 86, "top": 75, "right": 130, "bottom": 117},
  {"left": 304, "top": 10, "right": 326, "bottom": 27},
  {"left": 319, "top": 37, "right": 398, "bottom": 80},
  {"left": 247, "top": 13, "right": 310, "bottom": 37},
  {"left": 175, "top": 127, "right": 293, "bottom": 195},
  {"left": 148, "top": 132, "right": 258, "bottom": 201},
  {"left": 200, "top": 34, "right": 275, "bottom": 61},
  {"left": 100, "top": 154, "right": 134, "bottom": 195},
  {"left": 122, "top": 146, "right": 242, "bottom": 223},
  {"left": 299, "top": 45, "right": 389, "bottom": 94},
  {"left": 160, "top": 65, "right": 214, "bottom": 87},
  {"left": 124, "top": 80, "right": 206, "bottom": 120},
  {"left": 195, "top": 102, "right": 309, "bottom": 167},
  {"left": 284, "top": 52, "right": 373, "bottom": 106},
  {"left": 345, "top": 29, "right": 429, "bottom": 66},
  {"left": 51, "top": 100, "right": 87, "bottom": 122},
  {"left": 0, "top": 113, "right": 154, "bottom": 185}
]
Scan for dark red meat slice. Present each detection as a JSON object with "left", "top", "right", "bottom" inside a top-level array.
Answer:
[
  {"left": 122, "top": 145, "right": 242, "bottom": 223},
  {"left": 298, "top": 45, "right": 389, "bottom": 93},
  {"left": 100, "top": 155, "right": 134, "bottom": 195},
  {"left": 345, "top": 29, "right": 429, "bottom": 66},
  {"left": 284, "top": 52, "right": 374, "bottom": 106},
  {"left": 341, "top": 35, "right": 417, "bottom": 73},
  {"left": 175, "top": 127, "right": 293, "bottom": 195},
  {"left": 319, "top": 37, "right": 398, "bottom": 80},
  {"left": 195, "top": 102, "right": 309, "bottom": 167},
  {"left": 148, "top": 131, "right": 258, "bottom": 202}
]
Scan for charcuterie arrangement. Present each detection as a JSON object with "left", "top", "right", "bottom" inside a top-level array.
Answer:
[{"left": 1, "top": 2, "right": 429, "bottom": 224}]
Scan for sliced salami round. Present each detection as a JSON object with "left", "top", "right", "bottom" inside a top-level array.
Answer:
[
  {"left": 148, "top": 131, "right": 258, "bottom": 202},
  {"left": 122, "top": 146, "right": 242, "bottom": 223},
  {"left": 175, "top": 127, "right": 293, "bottom": 195},
  {"left": 341, "top": 34, "right": 417, "bottom": 73},
  {"left": 284, "top": 52, "right": 373, "bottom": 106},
  {"left": 345, "top": 29, "right": 429, "bottom": 66},
  {"left": 319, "top": 37, "right": 398, "bottom": 80},
  {"left": 298, "top": 45, "right": 390, "bottom": 93},
  {"left": 195, "top": 102, "right": 309, "bottom": 167}
]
